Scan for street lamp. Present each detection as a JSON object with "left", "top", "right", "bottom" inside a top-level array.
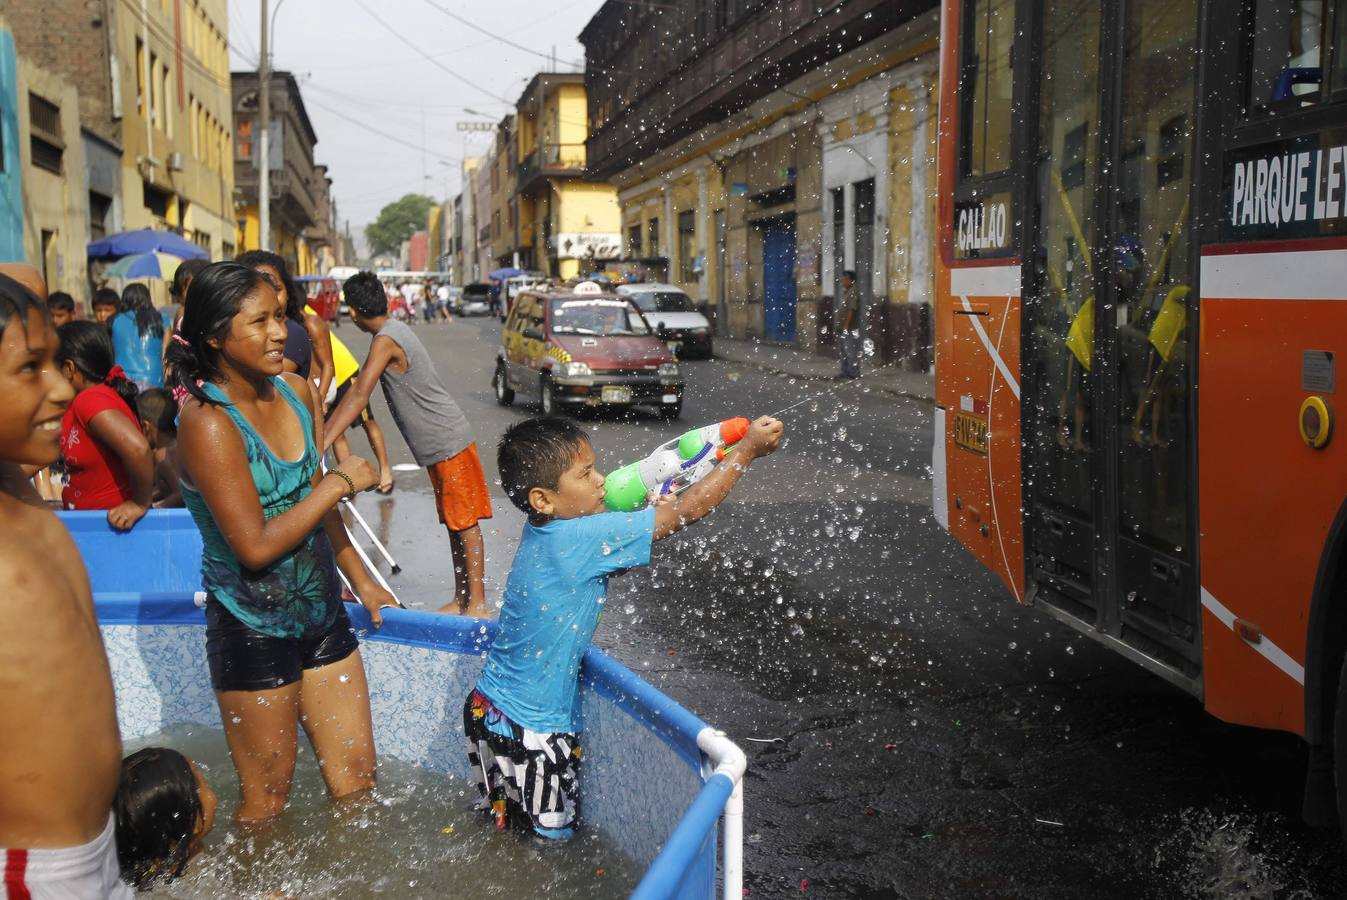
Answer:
[{"left": 258, "top": 0, "right": 287, "bottom": 252}]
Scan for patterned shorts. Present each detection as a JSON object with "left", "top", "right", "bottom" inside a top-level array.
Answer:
[{"left": 463, "top": 690, "right": 580, "bottom": 840}]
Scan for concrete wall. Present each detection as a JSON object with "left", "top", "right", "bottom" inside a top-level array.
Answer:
[{"left": 17, "top": 59, "right": 90, "bottom": 297}]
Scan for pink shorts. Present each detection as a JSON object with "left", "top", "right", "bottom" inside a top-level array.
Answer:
[{"left": 3, "top": 814, "right": 132, "bottom": 899}]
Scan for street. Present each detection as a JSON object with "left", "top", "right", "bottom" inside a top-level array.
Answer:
[{"left": 340, "top": 315, "right": 1347, "bottom": 900}]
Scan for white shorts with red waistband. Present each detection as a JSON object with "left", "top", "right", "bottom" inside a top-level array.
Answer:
[{"left": 3, "top": 814, "right": 131, "bottom": 899}]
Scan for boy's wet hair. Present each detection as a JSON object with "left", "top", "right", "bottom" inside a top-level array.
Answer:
[
  {"left": 114, "top": 747, "right": 201, "bottom": 888},
  {"left": 170, "top": 258, "right": 209, "bottom": 302},
  {"left": 92, "top": 287, "right": 120, "bottom": 309},
  {"left": 0, "top": 274, "right": 46, "bottom": 333},
  {"left": 46, "top": 291, "right": 75, "bottom": 314},
  {"left": 344, "top": 271, "right": 388, "bottom": 318},
  {"left": 237, "top": 249, "right": 305, "bottom": 323},
  {"left": 498, "top": 417, "right": 591, "bottom": 515},
  {"left": 136, "top": 388, "right": 177, "bottom": 436}
]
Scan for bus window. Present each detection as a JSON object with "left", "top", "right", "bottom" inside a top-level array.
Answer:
[
  {"left": 1246, "top": 0, "right": 1325, "bottom": 110},
  {"left": 1115, "top": 0, "right": 1198, "bottom": 559},
  {"left": 960, "top": 0, "right": 1014, "bottom": 177},
  {"left": 1026, "top": 0, "right": 1101, "bottom": 576},
  {"left": 1334, "top": 1, "right": 1347, "bottom": 93}
]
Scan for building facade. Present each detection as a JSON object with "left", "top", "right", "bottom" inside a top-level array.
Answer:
[
  {"left": 513, "top": 73, "right": 620, "bottom": 281},
  {"left": 581, "top": 0, "right": 938, "bottom": 368},
  {"left": 2, "top": 0, "right": 235, "bottom": 284},
  {"left": 232, "top": 70, "right": 325, "bottom": 275}
]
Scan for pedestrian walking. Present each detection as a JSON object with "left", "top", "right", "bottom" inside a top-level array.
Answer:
[{"left": 837, "top": 269, "right": 862, "bottom": 380}]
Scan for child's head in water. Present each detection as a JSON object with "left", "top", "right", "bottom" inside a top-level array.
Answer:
[
  {"left": 135, "top": 388, "right": 177, "bottom": 449},
  {"left": 114, "top": 747, "right": 218, "bottom": 889},
  {"left": 0, "top": 272, "right": 73, "bottom": 467},
  {"left": 498, "top": 416, "right": 606, "bottom": 524}
]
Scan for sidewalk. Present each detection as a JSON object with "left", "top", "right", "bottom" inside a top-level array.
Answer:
[{"left": 711, "top": 336, "right": 934, "bottom": 402}]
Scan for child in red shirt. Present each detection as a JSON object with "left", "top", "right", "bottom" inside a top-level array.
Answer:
[{"left": 56, "top": 321, "right": 154, "bottom": 530}]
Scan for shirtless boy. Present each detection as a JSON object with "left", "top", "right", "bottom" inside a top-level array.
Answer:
[{"left": 0, "top": 266, "right": 129, "bottom": 897}]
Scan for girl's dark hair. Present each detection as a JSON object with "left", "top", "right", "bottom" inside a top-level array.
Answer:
[
  {"left": 236, "top": 250, "right": 305, "bottom": 323},
  {"left": 165, "top": 261, "right": 270, "bottom": 407},
  {"left": 170, "top": 258, "right": 209, "bottom": 302},
  {"left": 120, "top": 283, "right": 163, "bottom": 339},
  {"left": 0, "top": 273, "right": 45, "bottom": 333},
  {"left": 114, "top": 748, "right": 202, "bottom": 889},
  {"left": 57, "top": 320, "right": 138, "bottom": 408}
]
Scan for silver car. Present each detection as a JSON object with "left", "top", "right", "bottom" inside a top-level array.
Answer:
[{"left": 616, "top": 283, "right": 713, "bottom": 359}]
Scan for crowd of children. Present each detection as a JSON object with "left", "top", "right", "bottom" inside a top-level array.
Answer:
[{"left": 0, "top": 257, "right": 782, "bottom": 892}]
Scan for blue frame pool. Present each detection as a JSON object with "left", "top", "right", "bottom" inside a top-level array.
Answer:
[{"left": 66, "top": 510, "right": 743, "bottom": 900}]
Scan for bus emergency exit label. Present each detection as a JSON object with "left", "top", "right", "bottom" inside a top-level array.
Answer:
[{"left": 1224, "top": 138, "right": 1347, "bottom": 240}]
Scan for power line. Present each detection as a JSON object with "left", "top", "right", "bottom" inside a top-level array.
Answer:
[
  {"left": 304, "top": 95, "right": 462, "bottom": 165},
  {"left": 349, "top": 0, "right": 516, "bottom": 105},
  {"left": 417, "top": 0, "right": 582, "bottom": 71}
]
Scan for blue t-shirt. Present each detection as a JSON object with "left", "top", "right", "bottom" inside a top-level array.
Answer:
[
  {"left": 475, "top": 507, "right": 657, "bottom": 733},
  {"left": 109, "top": 309, "right": 169, "bottom": 386}
]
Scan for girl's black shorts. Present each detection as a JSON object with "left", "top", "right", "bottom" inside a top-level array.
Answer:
[{"left": 204, "top": 597, "right": 359, "bottom": 693}]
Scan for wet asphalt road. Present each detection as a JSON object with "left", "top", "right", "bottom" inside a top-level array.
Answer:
[{"left": 337, "top": 314, "right": 1347, "bottom": 899}]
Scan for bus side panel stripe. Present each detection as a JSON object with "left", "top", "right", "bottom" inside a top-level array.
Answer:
[
  {"left": 931, "top": 407, "right": 949, "bottom": 530},
  {"left": 959, "top": 296, "right": 1020, "bottom": 400},
  {"left": 950, "top": 264, "right": 1022, "bottom": 298},
  {"left": 1201, "top": 587, "right": 1306, "bottom": 685},
  {"left": 1201, "top": 249, "right": 1347, "bottom": 300}
]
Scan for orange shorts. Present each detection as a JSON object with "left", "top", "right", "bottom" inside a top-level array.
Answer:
[{"left": 427, "top": 443, "right": 493, "bottom": 532}]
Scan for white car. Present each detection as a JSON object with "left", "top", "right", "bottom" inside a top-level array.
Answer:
[{"left": 616, "top": 283, "right": 713, "bottom": 359}]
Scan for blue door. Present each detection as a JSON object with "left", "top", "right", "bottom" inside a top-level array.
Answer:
[{"left": 762, "top": 222, "right": 797, "bottom": 342}]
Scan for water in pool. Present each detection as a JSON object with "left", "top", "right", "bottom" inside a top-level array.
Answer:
[{"left": 129, "top": 724, "right": 640, "bottom": 898}]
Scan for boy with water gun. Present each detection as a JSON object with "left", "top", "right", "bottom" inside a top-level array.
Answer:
[{"left": 465, "top": 412, "right": 782, "bottom": 839}]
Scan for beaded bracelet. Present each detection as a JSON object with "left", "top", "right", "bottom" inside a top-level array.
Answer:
[{"left": 329, "top": 468, "right": 357, "bottom": 499}]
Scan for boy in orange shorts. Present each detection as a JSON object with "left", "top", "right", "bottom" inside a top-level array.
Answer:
[{"left": 324, "top": 271, "right": 493, "bottom": 616}]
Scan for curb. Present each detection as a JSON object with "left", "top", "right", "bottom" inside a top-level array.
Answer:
[{"left": 709, "top": 349, "right": 934, "bottom": 404}]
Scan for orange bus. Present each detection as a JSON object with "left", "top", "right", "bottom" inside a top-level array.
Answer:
[{"left": 933, "top": 0, "right": 1347, "bottom": 832}]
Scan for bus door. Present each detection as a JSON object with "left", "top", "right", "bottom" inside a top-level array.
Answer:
[{"left": 1023, "top": 0, "right": 1202, "bottom": 681}]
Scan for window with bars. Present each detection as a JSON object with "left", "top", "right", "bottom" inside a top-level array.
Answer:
[{"left": 28, "top": 93, "right": 63, "bottom": 174}]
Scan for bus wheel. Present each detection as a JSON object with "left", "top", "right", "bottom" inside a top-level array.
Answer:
[{"left": 1334, "top": 654, "right": 1347, "bottom": 841}]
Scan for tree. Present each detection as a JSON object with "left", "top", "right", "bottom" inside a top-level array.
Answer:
[{"left": 364, "top": 194, "right": 436, "bottom": 257}]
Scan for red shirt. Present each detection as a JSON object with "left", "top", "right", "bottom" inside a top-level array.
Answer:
[{"left": 60, "top": 385, "right": 139, "bottom": 510}]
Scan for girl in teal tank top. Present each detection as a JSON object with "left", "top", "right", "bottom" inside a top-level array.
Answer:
[
  {"left": 166, "top": 262, "right": 395, "bottom": 824},
  {"left": 181, "top": 376, "right": 338, "bottom": 639}
]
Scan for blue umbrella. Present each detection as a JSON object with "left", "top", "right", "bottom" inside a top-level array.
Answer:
[
  {"left": 101, "top": 252, "right": 185, "bottom": 280},
  {"left": 489, "top": 267, "right": 525, "bottom": 280},
  {"left": 87, "top": 228, "right": 209, "bottom": 261}
]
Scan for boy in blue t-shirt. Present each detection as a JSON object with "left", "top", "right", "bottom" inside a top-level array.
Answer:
[{"left": 466, "top": 414, "right": 783, "bottom": 839}]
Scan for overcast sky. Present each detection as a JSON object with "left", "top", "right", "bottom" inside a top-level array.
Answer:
[{"left": 227, "top": 0, "right": 605, "bottom": 242}]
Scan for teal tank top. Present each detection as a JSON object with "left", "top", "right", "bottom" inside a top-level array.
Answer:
[{"left": 182, "top": 376, "right": 341, "bottom": 639}]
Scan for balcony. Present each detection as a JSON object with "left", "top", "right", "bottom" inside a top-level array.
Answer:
[
  {"left": 516, "top": 143, "right": 588, "bottom": 195},
  {"left": 582, "top": 0, "right": 934, "bottom": 179}
]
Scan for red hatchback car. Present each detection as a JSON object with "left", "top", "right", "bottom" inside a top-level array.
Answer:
[{"left": 493, "top": 284, "right": 685, "bottom": 418}]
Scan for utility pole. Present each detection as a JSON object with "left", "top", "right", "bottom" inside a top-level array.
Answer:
[{"left": 258, "top": 0, "right": 271, "bottom": 251}]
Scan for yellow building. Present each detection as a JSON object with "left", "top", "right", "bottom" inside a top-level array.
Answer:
[
  {"left": 514, "top": 73, "right": 619, "bottom": 281},
  {"left": 119, "top": 0, "right": 235, "bottom": 257}
]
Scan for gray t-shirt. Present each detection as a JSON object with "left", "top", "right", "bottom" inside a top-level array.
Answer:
[{"left": 376, "top": 318, "right": 472, "bottom": 466}]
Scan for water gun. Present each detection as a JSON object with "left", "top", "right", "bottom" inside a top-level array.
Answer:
[{"left": 604, "top": 417, "right": 751, "bottom": 512}]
